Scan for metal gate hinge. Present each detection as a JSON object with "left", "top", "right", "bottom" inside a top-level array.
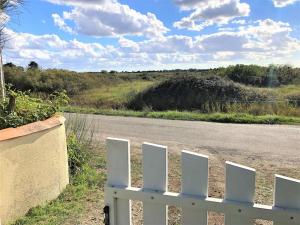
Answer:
[{"left": 103, "top": 205, "right": 110, "bottom": 225}]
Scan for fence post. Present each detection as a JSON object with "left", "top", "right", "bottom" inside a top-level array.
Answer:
[
  {"left": 181, "top": 150, "right": 209, "bottom": 225},
  {"left": 273, "top": 175, "right": 300, "bottom": 225},
  {"left": 142, "top": 142, "right": 168, "bottom": 225},
  {"left": 225, "top": 162, "right": 256, "bottom": 225},
  {"left": 105, "top": 138, "right": 132, "bottom": 225}
]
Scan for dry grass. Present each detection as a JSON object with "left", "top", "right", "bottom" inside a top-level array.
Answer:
[{"left": 71, "top": 81, "right": 154, "bottom": 109}]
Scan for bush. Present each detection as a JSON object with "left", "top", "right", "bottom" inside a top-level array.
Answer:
[
  {"left": 67, "top": 133, "right": 88, "bottom": 177},
  {"left": 225, "top": 64, "right": 300, "bottom": 87},
  {"left": 286, "top": 93, "right": 300, "bottom": 107},
  {"left": 127, "top": 75, "right": 267, "bottom": 112},
  {"left": 3, "top": 66, "right": 130, "bottom": 96},
  {"left": 0, "top": 88, "right": 69, "bottom": 130},
  {"left": 225, "top": 64, "right": 268, "bottom": 87}
]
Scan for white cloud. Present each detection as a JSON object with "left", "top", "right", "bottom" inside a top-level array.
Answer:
[
  {"left": 46, "top": 0, "right": 109, "bottom": 7},
  {"left": 196, "top": 19, "right": 300, "bottom": 54},
  {"left": 48, "top": 0, "right": 168, "bottom": 39},
  {"left": 232, "top": 19, "right": 246, "bottom": 25},
  {"left": 119, "top": 37, "right": 140, "bottom": 52},
  {"left": 173, "top": 0, "right": 250, "bottom": 31},
  {"left": 138, "top": 35, "right": 196, "bottom": 54},
  {"left": 213, "top": 51, "right": 236, "bottom": 60},
  {"left": 174, "top": 0, "right": 218, "bottom": 10},
  {"left": 273, "top": 0, "right": 299, "bottom": 7},
  {"left": 3, "top": 19, "right": 300, "bottom": 71},
  {"left": 52, "top": 14, "right": 73, "bottom": 34},
  {"left": 3, "top": 29, "right": 120, "bottom": 70}
]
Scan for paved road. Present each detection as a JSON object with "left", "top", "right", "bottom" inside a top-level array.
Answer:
[{"left": 66, "top": 114, "right": 300, "bottom": 156}]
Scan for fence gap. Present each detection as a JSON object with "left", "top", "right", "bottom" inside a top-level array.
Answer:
[
  {"left": 254, "top": 219, "right": 273, "bottom": 225},
  {"left": 208, "top": 212, "right": 225, "bottom": 225},
  {"left": 168, "top": 206, "right": 181, "bottom": 225},
  {"left": 131, "top": 200, "right": 143, "bottom": 225}
]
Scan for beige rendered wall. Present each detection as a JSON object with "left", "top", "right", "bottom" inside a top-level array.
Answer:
[{"left": 0, "top": 118, "right": 69, "bottom": 225}]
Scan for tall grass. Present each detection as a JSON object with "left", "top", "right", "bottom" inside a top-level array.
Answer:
[
  {"left": 71, "top": 80, "right": 154, "bottom": 109},
  {"left": 65, "top": 113, "right": 101, "bottom": 176},
  {"left": 65, "top": 113, "right": 100, "bottom": 146},
  {"left": 227, "top": 101, "right": 300, "bottom": 117}
]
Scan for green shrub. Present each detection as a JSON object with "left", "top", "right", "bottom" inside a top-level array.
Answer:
[
  {"left": 225, "top": 64, "right": 269, "bottom": 87},
  {"left": 0, "top": 88, "right": 69, "bottom": 130},
  {"left": 67, "top": 133, "right": 88, "bottom": 177},
  {"left": 3, "top": 65, "right": 134, "bottom": 96},
  {"left": 225, "top": 64, "right": 300, "bottom": 87},
  {"left": 127, "top": 75, "right": 267, "bottom": 112},
  {"left": 286, "top": 92, "right": 300, "bottom": 107}
]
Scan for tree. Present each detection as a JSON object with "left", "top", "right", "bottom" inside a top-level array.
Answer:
[
  {"left": 4, "top": 62, "right": 15, "bottom": 67},
  {"left": 0, "top": 0, "right": 24, "bottom": 101},
  {"left": 28, "top": 61, "right": 39, "bottom": 70}
]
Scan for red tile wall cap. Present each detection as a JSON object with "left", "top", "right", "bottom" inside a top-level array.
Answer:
[{"left": 0, "top": 115, "right": 66, "bottom": 142}]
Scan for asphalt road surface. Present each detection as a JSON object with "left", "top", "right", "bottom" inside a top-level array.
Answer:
[{"left": 66, "top": 114, "right": 300, "bottom": 157}]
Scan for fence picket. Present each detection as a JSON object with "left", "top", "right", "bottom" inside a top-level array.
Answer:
[
  {"left": 181, "top": 150, "right": 209, "bottom": 225},
  {"left": 105, "top": 138, "right": 132, "bottom": 225},
  {"left": 273, "top": 175, "right": 300, "bottom": 225},
  {"left": 225, "top": 162, "right": 256, "bottom": 225},
  {"left": 142, "top": 142, "right": 168, "bottom": 225},
  {"left": 105, "top": 138, "right": 300, "bottom": 225}
]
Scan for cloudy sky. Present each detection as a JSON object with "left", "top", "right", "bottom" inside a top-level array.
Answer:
[{"left": 4, "top": 0, "right": 300, "bottom": 71}]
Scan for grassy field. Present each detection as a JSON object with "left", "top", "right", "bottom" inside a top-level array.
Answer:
[
  {"left": 64, "top": 106, "right": 300, "bottom": 125},
  {"left": 71, "top": 80, "right": 154, "bottom": 108},
  {"left": 4, "top": 64, "right": 300, "bottom": 124},
  {"left": 64, "top": 77, "right": 300, "bottom": 124},
  {"left": 274, "top": 84, "right": 300, "bottom": 95}
]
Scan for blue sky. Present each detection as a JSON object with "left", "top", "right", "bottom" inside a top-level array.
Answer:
[{"left": 4, "top": 0, "right": 300, "bottom": 71}]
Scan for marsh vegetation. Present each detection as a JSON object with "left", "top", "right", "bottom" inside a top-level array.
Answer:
[{"left": 3, "top": 63, "right": 300, "bottom": 124}]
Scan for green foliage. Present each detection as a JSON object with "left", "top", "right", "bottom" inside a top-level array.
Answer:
[
  {"left": 225, "top": 64, "right": 268, "bottom": 86},
  {"left": 286, "top": 93, "right": 300, "bottom": 107},
  {"left": 28, "top": 61, "right": 39, "bottom": 70},
  {"left": 65, "top": 106, "right": 300, "bottom": 125},
  {"left": 3, "top": 65, "right": 153, "bottom": 96},
  {"left": 67, "top": 134, "right": 88, "bottom": 177},
  {"left": 4, "top": 63, "right": 300, "bottom": 98},
  {"left": 3, "top": 62, "right": 300, "bottom": 122},
  {"left": 128, "top": 75, "right": 267, "bottom": 112},
  {"left": 4, "top": 62, "right": 16, "bottom": 68},
  {"left": 225, "top": 64, "right": 300, "bottom": 87},
  {"left": 0, "top": 88, "right": 69, "bottom": 130}
]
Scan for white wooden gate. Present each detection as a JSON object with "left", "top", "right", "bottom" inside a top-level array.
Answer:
[{"left": 104, "top": 137, "right": 300, "bottom": 225}]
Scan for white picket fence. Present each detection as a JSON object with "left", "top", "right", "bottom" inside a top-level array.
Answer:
[{"left": 104, "top": 137, "right": 300, "bottom": 225}]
